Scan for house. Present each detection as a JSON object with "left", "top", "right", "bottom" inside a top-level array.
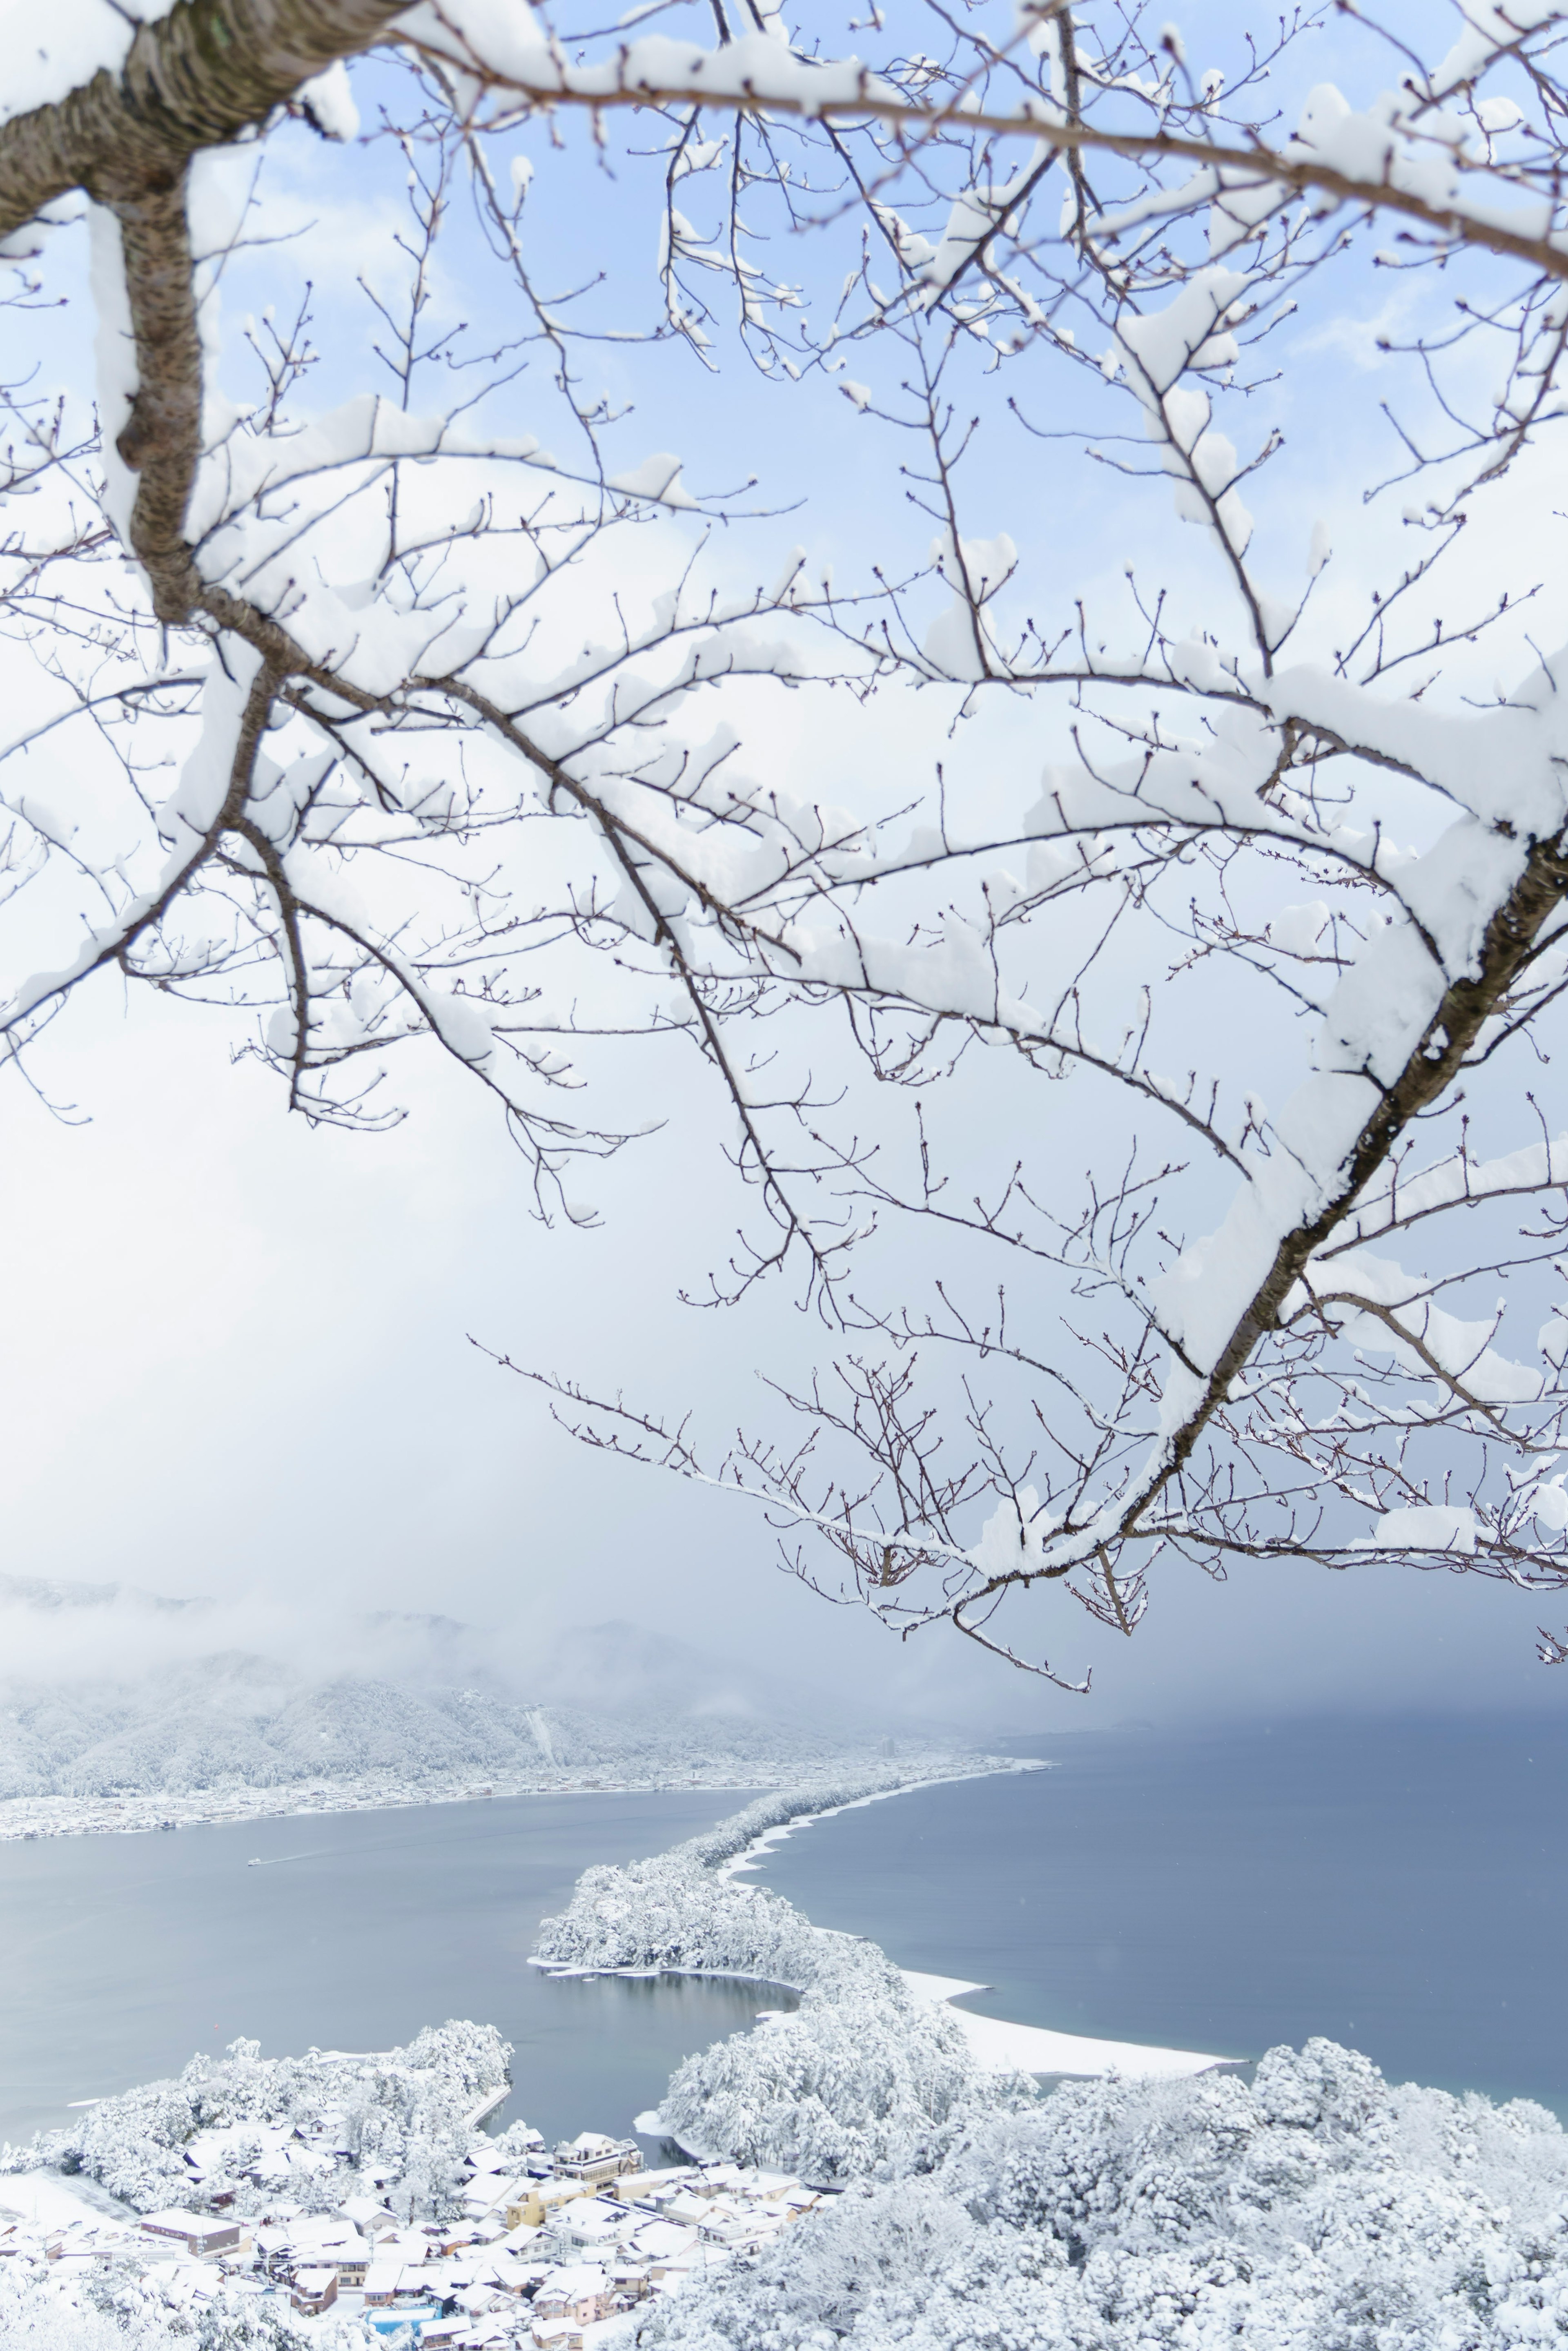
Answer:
[
  {"left": 463, "top": 2174, "right": 523, "bottom": 2221},
  {"left": 531, "top": 2262, "right": 612, "bottom": 2325},
  {"left": 655, "top": 2192, "right": 713, "bottom": 2231},
  {"left": 253, "top": 2226, "right": 294, "bottom": 2278},
  {"left": 138, "top": 2213, "right": 241, "bottom": 2258},
  {"left": 363, "top": 2262, "right": 410, "bottom": 2304},
  {"left": 281, "top": 2219, "right": 366, "bottom": 2275},
  {"left": 290, "top": 2268, "right": 338, "bottom": 2315},
  {"left": 339, "top": 2195, "right": 390, "bottom": 2231},
  {"left": 628, "top": 2219, "right": 700, "bottom": 2274},
  {"left": 547, "top": 2198, "right": 624, "bottom": 2249},
  {"left": 178, "top": 2166, "right": 237, "bottom": 2212},
  {"left": 504, "top": 2179, "right": 592, "bottom": 2231},
  {"left": 374, "top": 2229, "right": 435, "bottom": 2262},
  {"left": 499, "top": 2258, "right": 552, "bottom": 2297},
  {"left": 608, "top": 2165, "right": 693, "bottom": 2205},
  {"left": 691, "top": 2166, "right": 747, "bottom": 2195},
  {"left": 551, "top": 2133, "right": 643, "bottom": 2186},
  {"left": 530, "top": 2322, "right": 586, "bottom": 2351}
]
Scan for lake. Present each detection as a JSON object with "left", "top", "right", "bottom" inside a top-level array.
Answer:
[
  {"left": 0, "top": 1788, "right": 773, "bottom": 2150},
  {"left": 754, "top": 1717, "right": 1568, "bottom": 2117}
]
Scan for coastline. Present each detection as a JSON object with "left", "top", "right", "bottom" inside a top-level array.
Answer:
[
  {"left": 5, "top": 1758, "right": 1234, "bottom": 2135},
  {"left": 715, "top": 1760, "right": 1051, "bottom": 1880},
  {"left": 533, "top": 1767, "right": 1232, "bottom": 2094},
  {"left": 899, "top": 1968, "right": 1234, "bottom": 2080},
  {"left": 0, "top": 1747, "right": 1001, "bottom": 1844},
  {"left": 725, "top": 1767, "right": 1237, "bottom": 2079},
  {"left": 8, "top": 1771, "right": 1559, "bottom": 2351},
  {"left": 529, "top": 1758, "right": 1050, "bottom": 1978}
]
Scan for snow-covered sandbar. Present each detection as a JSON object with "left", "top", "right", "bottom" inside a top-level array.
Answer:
[{"left": 900, "top": 1970, "right": 1233, "bottom": 2079}]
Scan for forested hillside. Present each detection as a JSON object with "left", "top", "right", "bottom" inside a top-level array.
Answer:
[{"left": 0, "top": 1587, "right": 914, "bottom": 1804}]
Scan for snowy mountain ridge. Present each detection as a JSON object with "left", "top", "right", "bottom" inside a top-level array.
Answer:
[
  {"left": 0, "top": 1664, "right": 898, "bottom": 1805},
  {"left": 0, "top": 1572, "right": 210, "bottom": 1617},
  {"left": 0, "top": 1584, "right": 921, "bottom": 1809}
]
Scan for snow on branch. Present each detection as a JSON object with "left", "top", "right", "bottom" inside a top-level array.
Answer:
[{"left": 4, "top": 0, "right": 1568, "bottom": 1662}]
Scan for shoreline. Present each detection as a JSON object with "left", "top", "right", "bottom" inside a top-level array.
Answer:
[
  {"left": 528, "top": 1758, "right": 1049, "bottom": 1981},
  {"left": 731, "top": 1767, "right": 1237, "bottom": 2077},
  {"left": 535, "top": 1765, "right": 1232, "bottom": 2088},
  {"left": 0, "top": 1747, "right": 1024, "bottom": 1845},
  {"left": 900, "top": 1968, "right": 1236, "bottom": 2080},
  {"left": 715, "top": 1759, "right": 1051, "bottom": 1879}
]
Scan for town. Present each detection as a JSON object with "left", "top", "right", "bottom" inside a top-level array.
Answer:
[{"left": 0, "top": 2118, "right": 827, "bottom": 2349}]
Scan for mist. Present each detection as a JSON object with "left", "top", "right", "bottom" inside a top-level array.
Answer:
[{"left": 1, "top": 966, "right": 1559, "bottom": 1737}]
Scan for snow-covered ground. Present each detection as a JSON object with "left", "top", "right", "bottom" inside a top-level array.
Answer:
[
  {"left": 0, "top": 2170, "right": 128, "bottom": 2230},
  {"left": 898, "top": 1973, "right": 1230, "bottom": 2081},
  {"left": 0, "top": 1753, "right": 956, "bottom": 1845},
  {"left": 7, "top": 1773, "right": 1568, "bottom": 2349}
]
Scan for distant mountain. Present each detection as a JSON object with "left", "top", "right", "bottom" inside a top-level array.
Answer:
[
  {"left": 0, "top": 1666, "right": 884, "bottom": 1801},
  {"left": 363, "top": 1609, "right": 476, "bottom": 1645},
  {"left": 0, "top": 1586, "right": 899, "bottom": 1801},
  {"left": 0, "top": 1572, "right": 209, "bottom": 1616}
]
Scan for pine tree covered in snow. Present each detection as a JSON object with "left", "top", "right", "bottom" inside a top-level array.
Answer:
[
  {"left": 641, "top": 2043, "right": 1568, "bottom": 2351},
  {"left": 659, "top": 1986, "right": 1028, "bottom": 2182},
  {"left": 0, "top": 2265, "right": 370, "bottom": 2351},
  {"left": 535, "top": 1774, "right": 1040, "bottom": 2177},
  {"left": 3, "top": 2021, "right": 508, "bottom": 2220}
]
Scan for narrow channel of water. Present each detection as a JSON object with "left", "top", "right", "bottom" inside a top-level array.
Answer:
[{"left": 0, "top": 1789, "right": 776, "bottom": 2149}]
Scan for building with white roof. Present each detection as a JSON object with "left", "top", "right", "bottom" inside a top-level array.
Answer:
[{"left": 137, "top": 2213, "right": 241, "bottom": 2257}]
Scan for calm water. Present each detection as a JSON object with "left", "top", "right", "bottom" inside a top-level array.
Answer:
[
  {"left": 753, "top": 1718, "right": 1568, "bottom": 2116},
  {"left": 5, "top": 1721, "right": 1564, "bottom": 2155},
  {"left": 0, "top": 1789, "right": 775, "bottom": 2149}
]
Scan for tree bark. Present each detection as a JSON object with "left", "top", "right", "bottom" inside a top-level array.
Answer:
[{"left": 0, "top": 0, "right": 410, "bottom": 241}]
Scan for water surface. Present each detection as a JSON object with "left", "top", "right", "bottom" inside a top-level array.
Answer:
[
  {"left": 753, "top": 1719, "right": 1568, "bottom": 2115},
  {"left": 9, "top": 1720, "right": 1564, "bottom": 2154},
  {"left": 0, "top": 1789, "right": 770, "bottom": 2148}
]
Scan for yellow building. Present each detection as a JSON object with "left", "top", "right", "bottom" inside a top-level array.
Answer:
[{"left": 504, "top": 2178, "right": 593, "bottom": 2231}]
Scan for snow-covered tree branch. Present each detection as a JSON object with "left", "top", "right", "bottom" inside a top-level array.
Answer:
[{"left": 8, "top": 0, "right": 1568, "bottom": 1676}]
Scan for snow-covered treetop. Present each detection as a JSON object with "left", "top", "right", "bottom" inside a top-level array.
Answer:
[
  {"left": 4, "top": 2019, "right": 508, "bottom": 2223},
  {"left": 644, "top": 2041, "right": 1568, "bottom": 2351}
]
